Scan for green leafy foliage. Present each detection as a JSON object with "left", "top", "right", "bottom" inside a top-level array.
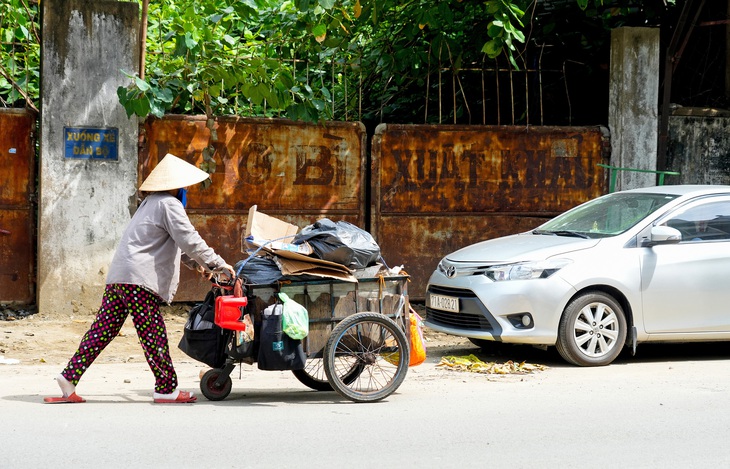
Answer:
[
  {"left": 3, "top": 0, "right": 679, "bottom": 125},
  {"left": 481, "top": 0, "right": 526, "bottom": 68},
  {"left": 116, "top": 0, "right": 342, "bottom": 121},
  {"left": 115, "top": 0, "right": 538, "bottom": 121},
  {"left": 0, "top": 0, "right": 40, "bottom": 109}
]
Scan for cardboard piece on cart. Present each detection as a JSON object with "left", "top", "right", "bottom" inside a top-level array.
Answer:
[
  {"left": 243, "top": 205, "right": 313, "bottom": 255},
  {"left": 243, "top": 205, "right": 354, "bottom": 281},
  {"left": 275, "top": 257, "right": 357, "bottom": 283}
]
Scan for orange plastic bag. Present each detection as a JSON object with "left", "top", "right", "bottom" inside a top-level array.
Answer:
[{"left": 409, "top": 308, "right": 426, "bottom": 366}]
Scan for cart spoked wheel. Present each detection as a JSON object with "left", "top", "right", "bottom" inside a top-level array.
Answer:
[
  {"left": 293, "top": 357, "right": 364, "bottom": 391},
  {"left": 323, "top": 312, "right": 409, "bottom": 402},
  {"left": 201, "top": 368, "right": 233, "bottom": 401}
]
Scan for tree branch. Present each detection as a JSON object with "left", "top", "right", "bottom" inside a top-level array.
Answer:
[
  {"left": 0, "top": 64, "right": 39, "bottom": 112},
  {"left": 21, "top": 0, "right": 41, "bottom": 44}
]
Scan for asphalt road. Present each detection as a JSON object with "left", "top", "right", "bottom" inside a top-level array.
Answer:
[{"left": 2, "top": 342, "right": 730, "bottom": 469}]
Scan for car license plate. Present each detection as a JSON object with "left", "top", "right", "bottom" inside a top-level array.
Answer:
[{"left": 430, "top": 294, "right": 459, "bottom": 313}]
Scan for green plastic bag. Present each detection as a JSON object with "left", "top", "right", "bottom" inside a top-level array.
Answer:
[{"left": 279, "top": 292, "right": 309, "bottom": 340}]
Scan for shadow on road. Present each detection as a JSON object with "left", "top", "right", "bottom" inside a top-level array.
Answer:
[
  {"left": 426, "top": 340, "right": 730, "bottom": 369},
  {"left": 614, "top": 341, "right": 730, "bottom": 364}
]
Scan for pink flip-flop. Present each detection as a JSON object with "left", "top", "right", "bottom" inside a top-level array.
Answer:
[
  {"left": 154, "top": 390, "right": 196, "bottom": 404},
  {"left": 43, "top": 392, "right": 86, "bottom": 404}
]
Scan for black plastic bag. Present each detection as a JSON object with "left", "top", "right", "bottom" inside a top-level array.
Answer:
[
  {"left": 257, "top": 303, "right": 306, "bottom": 371},
  {"left": 178, "top": 290, "right": 229, "bottom": 368},
  {"left": 226, "top": 317, "right": 255, "bottom": 362},
  {"left": 293, "top": 218, "right": 381, "bottom": 269}
]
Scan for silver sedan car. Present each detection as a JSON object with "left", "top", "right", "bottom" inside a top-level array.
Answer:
[{"left": 425, "top": 185, "right": 730, "bottom": 366}]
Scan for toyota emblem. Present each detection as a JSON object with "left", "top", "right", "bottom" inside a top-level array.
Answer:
[{"left": 446, "top": 265, "right": 456, "bottom": 278}]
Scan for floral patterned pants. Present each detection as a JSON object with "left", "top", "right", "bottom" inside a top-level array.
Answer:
[{"left": 61, "top": 284, "right": 178, "bottom": 394}]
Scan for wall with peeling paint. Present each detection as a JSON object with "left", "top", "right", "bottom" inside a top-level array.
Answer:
[
  {"left": 609, "top": 27, "right": 660, "bottom": 191},
  {"left": 667, "top": 114, "right": 730, "bottom": 185},
  {"left": 38, "top": 0, "right": 139, "bottom": 314}
]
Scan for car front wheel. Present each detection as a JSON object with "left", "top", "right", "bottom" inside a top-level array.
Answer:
[{"left": 556, "top": 291, "right": 627, "bottom": 366}]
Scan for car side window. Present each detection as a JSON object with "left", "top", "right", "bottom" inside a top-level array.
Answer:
[{"left": 664, "top": 199, "right": 730, "bottom": 242}]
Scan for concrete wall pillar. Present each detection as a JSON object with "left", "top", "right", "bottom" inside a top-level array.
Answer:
[
  {"left": 608, "top": 27, "right": 661, "bottom": 191},
  {"left": 39, "top": 0, "right": 139, "bottom": 314}
]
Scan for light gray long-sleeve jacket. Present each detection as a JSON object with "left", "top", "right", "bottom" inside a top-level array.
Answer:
[{"left": 106, "top": 192, "right": 226, "bottom": 303}]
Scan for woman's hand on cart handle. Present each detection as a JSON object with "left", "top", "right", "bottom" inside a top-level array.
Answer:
[
  {"left": 195, "top": 264, "right": 209, "bottom": 279},
  {"left": 218, "top": 263, "right": 236, "bottom": 280},
  {"left": 196, "top": 263, "right": 235, "bottom": 281}
]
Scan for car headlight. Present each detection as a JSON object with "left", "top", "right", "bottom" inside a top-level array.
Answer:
[{"left": 485, "top": 259, "right": 572, "bottom": 281}]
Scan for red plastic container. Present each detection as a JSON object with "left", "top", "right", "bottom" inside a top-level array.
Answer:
[{"left": 215, "top": 295, "right": 249, "bottom": 331}]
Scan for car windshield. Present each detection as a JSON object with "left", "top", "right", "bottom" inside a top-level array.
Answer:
[{"left": 535, "top": 192, "right": 679, "bottom": 238}]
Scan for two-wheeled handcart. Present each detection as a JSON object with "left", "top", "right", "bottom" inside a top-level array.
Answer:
[{"left": 188, "top": 274, "right": 412, "bottom": 403}]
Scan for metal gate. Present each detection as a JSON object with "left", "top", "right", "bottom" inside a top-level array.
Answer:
[
  {"left": 140, "top": 115, "right": 367, "bottom": 301},
  {"left": 0, "top": 109, "right": 36, "bottom": 304},
  {"left": 371, "top": 124, "right": 610, "bottom": 300}
]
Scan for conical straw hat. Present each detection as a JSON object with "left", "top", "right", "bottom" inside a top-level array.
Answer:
[{"left": 139, "top": 153, "right": 210, "bottom": 191}]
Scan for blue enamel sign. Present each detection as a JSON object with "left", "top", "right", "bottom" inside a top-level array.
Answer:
[{"left": 64, "top": 127, "right": 118, "bottom": 160}]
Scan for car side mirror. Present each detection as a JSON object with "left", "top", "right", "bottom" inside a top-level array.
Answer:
[{"left": 641, "top": 225, "right": 682, "bottom": 247}]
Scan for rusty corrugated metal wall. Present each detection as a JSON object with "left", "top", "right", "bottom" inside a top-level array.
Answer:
[
  {"left": 140, "top": 118, "right": 609, "bottom": 302},
  {"left": 0, "top": 109, "right": 36, "bottom": 303},
  {"left": 140, "top": 115, "right": 367, "bottom": 301},
  {"left": 371, "top": 124, "right": 610, "bottom": 300}
]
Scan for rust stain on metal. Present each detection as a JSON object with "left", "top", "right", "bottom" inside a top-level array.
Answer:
[
  {"left": 141, "top": 116, "right": 366, "bottom": 212},
  {"left": 140, "top": 116, "right": 367, "bottom": 301},
  {"left": 0, "top": 109, "right": 37, "bottom": 303},
  {"left": 372, "top": 124, "right": 610, "bottom": 300},
  {"left": 374, "top": 124, "right": 608, "bottom": 214}
]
